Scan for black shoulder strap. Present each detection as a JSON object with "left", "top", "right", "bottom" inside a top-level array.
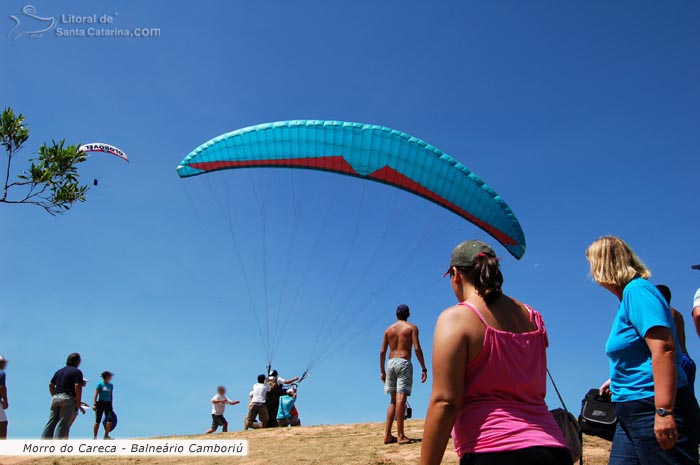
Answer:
[
  {"left": 546, "top": 368, "right": 570, "bottom": 414},
  {"left": 547, "top": 369, "right": 584, "bottom": 465}
]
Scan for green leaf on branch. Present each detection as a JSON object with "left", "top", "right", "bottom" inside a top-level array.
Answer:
[{"left": 1, "top": 107, "right": 89, "bottom": 215}]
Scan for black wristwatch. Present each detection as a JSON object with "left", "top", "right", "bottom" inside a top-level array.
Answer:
[
  {"left": 422, "top": 368, "right": 428, "bottom": 373},
  {"left": 656, "top": 408, "right": 674, "bottom": 417}
]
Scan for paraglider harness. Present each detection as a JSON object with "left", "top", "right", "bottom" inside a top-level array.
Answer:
[
  {"left": 265, "top": 367, "right": 308, "bottom": 403},
  {"left": 266, "top": 375, "right": 285, "bottom": 401}
]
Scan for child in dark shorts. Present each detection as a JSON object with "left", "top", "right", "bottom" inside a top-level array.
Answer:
[
  {"left": 206, "top": 386, "right": 240, "bottom": 434},
  {"left": 93, "top": 371, "right": 114, "bottom": 440}
]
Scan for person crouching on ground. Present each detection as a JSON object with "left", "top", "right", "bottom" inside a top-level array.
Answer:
[
  {"left": 421, "top": 240, "right": 569, "bottom": 465},
  {"left": 206, "top": 385, "right": 239, "bottom": 434},
  {"left": 587, "top": 236, "right": 700, "bottom": 464},
  {"left": 245, "top": 374, "right": 269, "bottom": 430},
  {"left": 277, "top": 388, "right": 301, "bottom": 427}
]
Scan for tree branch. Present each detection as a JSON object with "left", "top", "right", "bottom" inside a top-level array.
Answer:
[{"left": 2, "top": 146, "right": 13, "bottom": 202}]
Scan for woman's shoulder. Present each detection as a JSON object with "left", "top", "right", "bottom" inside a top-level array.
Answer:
[
  {"left": 622, "top": 278, "right": 660, "bottom": 303},
  {"left": 623, "top": 277, "right": 652, "bottom": 293},
  {"left": 437, "top": 303, "right": 480, "bottom": 330},
  {"left": 503, "top": 295, "right": 533, "bottom": 310}
]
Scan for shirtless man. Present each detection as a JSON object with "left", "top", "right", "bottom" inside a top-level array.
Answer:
[{"left": 380, "top": 304, "right": 427, "bottom": 445}]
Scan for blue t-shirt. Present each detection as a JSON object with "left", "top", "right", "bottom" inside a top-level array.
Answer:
[
  {"left": 276, "top": 395, "right": 296, "bottom": 420},
  {"left": 606, "top": 278, "right": 688, "bottom": 402},
  {"left": 96, "top": 382, "right": 113, "bottom": 402}
]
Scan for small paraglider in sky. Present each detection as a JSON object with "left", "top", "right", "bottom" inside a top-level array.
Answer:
[
  {"left": 79, "top": 142, "right": 129, "bottom": 163},
  {"left": 692, "top": 264, "right": 700, "bottom": 271}
]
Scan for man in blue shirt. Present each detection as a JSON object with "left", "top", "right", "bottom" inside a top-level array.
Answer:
[
  {"left": 277, "top": 388, "right": 300, "bottom": 427},
  {"left": 42, "top": 353, "right": 84, "bottom": 439}
]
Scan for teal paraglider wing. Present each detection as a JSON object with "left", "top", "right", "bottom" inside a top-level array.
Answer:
[{"left": 177, "top": 120, "right": 526, "bottom": 258}]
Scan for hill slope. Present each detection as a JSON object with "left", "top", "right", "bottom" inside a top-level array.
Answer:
[{"left": 5, "top": 420, "right": 611, "bottom": 465}]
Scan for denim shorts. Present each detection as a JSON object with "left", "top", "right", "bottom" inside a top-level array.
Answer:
[
  {"left": 609, "top": 386, "right": 700, "bottom": 465},
  {"left": 385, "top": 358, "right": 413, "bottom": 396}
]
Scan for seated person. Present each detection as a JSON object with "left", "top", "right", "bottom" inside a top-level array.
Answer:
[{"left": 277, "top": 388, "right": 301, "bottom": 427}]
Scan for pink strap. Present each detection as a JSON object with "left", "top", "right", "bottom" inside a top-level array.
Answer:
[
  {"left": 525, "top": 305, "right": 544, "bottom": 331},
  {"left": 460, "top": 302, "right": 543, "bottom": 332},
  {"left": 458, "top": 302, "right": 489, "bottom": 326}
]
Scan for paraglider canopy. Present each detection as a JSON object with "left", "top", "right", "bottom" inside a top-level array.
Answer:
[
  {"left": 177, "top": 120, "right": 526, "bottom": 258},
  {"left": 79, "top": 143, "right": 128, "bottom": 163}
]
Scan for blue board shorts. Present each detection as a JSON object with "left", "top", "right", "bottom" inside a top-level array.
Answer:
[{"left": 385, "top": 358, "right": 413, "bottom": 396}]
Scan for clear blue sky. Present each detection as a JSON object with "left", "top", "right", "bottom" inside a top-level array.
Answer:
[{"left": 1, "top": 0, "right": 699, "bottom": 439}]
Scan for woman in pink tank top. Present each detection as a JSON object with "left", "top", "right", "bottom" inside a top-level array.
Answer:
[{"left": 420, "top": 240, "right": 569, "bottom": 465}]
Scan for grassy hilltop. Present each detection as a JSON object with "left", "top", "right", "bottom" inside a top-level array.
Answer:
[{"left": 4, "top": 420, "right": 611, "bottom": 465}]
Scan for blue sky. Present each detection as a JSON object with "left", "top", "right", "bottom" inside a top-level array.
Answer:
[{"left": 1, "top": 0, "right": 699, "bottom": 440}]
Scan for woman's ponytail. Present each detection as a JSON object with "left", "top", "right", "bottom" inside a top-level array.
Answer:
[{"left": 459, "top": 254, "right": 503, "bottom": 304}]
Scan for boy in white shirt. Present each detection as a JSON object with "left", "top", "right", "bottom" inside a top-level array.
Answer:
[
  {"left": 245, "top": 375, "right": 269, "bottom": 430},
  {"left": 205, "top": 386, "right": 239, "bottom": 434}
]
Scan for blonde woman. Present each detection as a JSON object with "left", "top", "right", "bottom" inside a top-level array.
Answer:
[{"left": 586, "top": 236, "right": 699, "bottom": 464}]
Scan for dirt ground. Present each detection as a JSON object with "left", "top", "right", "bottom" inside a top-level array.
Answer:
[{"left": 1, "top": 420, "right": 611, "bottom": 465}]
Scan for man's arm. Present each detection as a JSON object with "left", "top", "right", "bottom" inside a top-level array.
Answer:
[
  {"left": 379, "top": 330, "right": 388, "bottom": 382},
  {"left": 672, "top": 310, "right": 688, "bottom": 354},
  {"left": 74, "top": 383, "right": 83, "bottom": 409},
  {"left": 93, "top": 387, "right": 99, "bottom": 406},
  {"left": 0, "top": 384, "right": 7, "bottom": 410},
  {"left": 48, "top": 383, "right": 56, "bottom": 396},
  {"left": 413, "top": 326, "right": 428, "bottom": 383}
]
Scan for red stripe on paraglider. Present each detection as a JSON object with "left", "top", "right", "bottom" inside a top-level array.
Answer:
[
  {"left": 188, "top": 157, "right": 517, "bottom": 247},
  {"left": 368, "top": 166, "right": 517, "bottom": 246},
  {"left": 189, "top": 156, "right": 357, "bottom": 175}
]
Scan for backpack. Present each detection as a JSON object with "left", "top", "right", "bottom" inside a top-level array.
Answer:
[
  {"left": 579, "top": 388, "right": 617, "bottom": 441},
  {"left": 265, "top": 376, "right": 285, "bottom": 402}
]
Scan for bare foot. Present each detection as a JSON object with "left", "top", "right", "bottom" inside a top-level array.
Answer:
[
  {"left": 384, "top": 436, "right": 397, "bottom": 444},
  {"left": 397, "top": 436, "right": 411, "bottom": 445}
]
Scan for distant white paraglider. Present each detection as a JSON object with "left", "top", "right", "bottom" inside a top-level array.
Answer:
[{"left": 79, "top": 143, "right": 128, "bottom": 163}]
